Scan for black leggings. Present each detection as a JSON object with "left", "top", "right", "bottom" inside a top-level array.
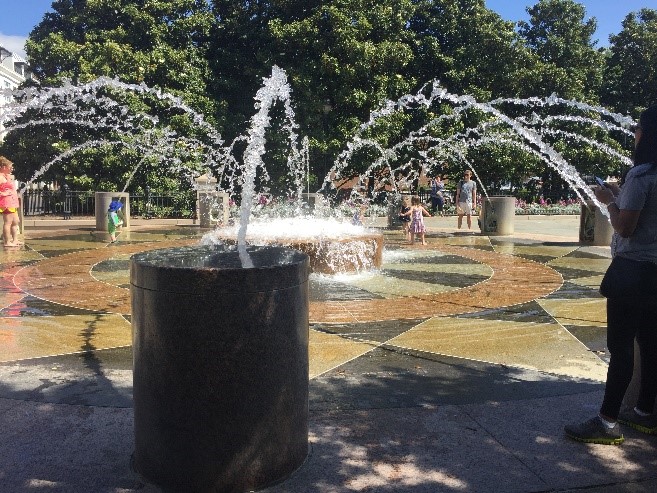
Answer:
[{"left": 600, "top": 296, "right": 657, "bottom": 419}]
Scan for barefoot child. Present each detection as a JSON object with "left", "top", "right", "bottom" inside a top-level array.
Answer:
[
  {"left": 107, "top": 199, "right": 124, "bottom": 242},
  {"left": 401, "top": 195, "right": 431, "bottom": 245},
  {"left": 0, "top": 156, "right": 21, "bottom": 247}
]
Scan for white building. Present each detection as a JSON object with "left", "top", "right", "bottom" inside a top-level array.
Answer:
[
  {"left": 1, "top": 45, "right": 32, "bottom": 89},
  {"left": 1, "top": 45, "right": 34, "bottom": 140}
]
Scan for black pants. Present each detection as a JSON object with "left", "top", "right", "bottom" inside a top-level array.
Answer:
[
  {"left": 431, "top": 196, "right": 444, "bottom": 212},
  {"left": 600, "top": 296, "right": 657, "bottom": 419}
]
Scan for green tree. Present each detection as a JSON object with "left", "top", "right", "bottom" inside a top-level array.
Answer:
[
  {"left": 518, "top": 0, "right": 604, "bottom": 102},
  {"left": 3, "top": 0, "right": 216, "bottom": 193},
  {"left": 209, "top": 0, "right": 419, "bottom": 185},
  {"left": 409, "top": 0, "right": 540, "bottom": 100},
  {"left": 602, "top": 8, "right": 657, "bottom": 115}
]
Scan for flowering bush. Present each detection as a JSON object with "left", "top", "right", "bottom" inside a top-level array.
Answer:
[
  {"left": 514, "top": 198, "right": 580, "bottom": 215},
  {"left": 226, "top": 194, "right": 581, "bottom": 219}
]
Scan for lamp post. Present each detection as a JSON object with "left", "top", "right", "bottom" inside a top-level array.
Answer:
[{"left": 144, "top": 186, "right": 153, "bottom": 219}]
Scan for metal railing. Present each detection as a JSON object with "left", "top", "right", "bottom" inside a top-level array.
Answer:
[
  {"left": 130, "top": 188, "right": 196, "bottom": 219},
  {"left": 21, "top": 187, "right": 197, "bottom": 219},
  {"left": 22, "top": 186, "right": 93, "bottom": 218}
]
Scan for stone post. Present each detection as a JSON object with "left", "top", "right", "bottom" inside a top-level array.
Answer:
[
  {"left": 196, "top": 174, "right": 230, "bottom": 228},
  {"left": 387, "top": 193, "right": 408, "bottom": 229},
  {"left": 301, "top": 192, "right": 322, "bottom": 212}
]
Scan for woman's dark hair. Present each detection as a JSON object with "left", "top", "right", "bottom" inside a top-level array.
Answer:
[{"left": 634, "top": 105, "right": 657, "bottom": 166}]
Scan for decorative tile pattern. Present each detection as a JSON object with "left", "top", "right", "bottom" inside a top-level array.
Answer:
[{"left": 1, "top": 223, "right": 611, "bottom": 387}]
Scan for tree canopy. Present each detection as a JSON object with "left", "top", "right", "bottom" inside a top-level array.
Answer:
[{"left": 1, "top": 0, "right": 654, "bottom": 201}]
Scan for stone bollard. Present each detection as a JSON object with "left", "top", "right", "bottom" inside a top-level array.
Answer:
[
  {"left": 196, "top": 174, "right": 231, "bottom": 228},
  {"left": 131, "top": 245, "right": 310, "bottom": 493},
  {"left": 95, "top": 192, "right": 130, "bottom": 232},
  {"left": 301, "top": 192, "right": 323, "bottom": 212},
  {"left": 579, "top": 200, "right": 613, "bottom": 246},
  {"left": 387, "top": 194, "right": 409, "bottom": 229},
  {"left": 197, "top": 191, "right": 230, "bottom": 228},
  {"left": 480, "top": 196, "right": 516, "bottom": 235}
]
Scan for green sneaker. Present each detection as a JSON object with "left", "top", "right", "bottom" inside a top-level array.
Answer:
[
  {"left": 618, "top": 409, "right": 657, "bottom": 435},
  {"left": 564, "top": 416, "right": 625, "bottom": 445}
]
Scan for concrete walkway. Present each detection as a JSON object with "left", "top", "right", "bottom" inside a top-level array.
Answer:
[{"left": 0, "top": 215, "right": 655, "bottom": 492}]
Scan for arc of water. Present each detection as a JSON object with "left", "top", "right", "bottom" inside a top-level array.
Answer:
[
  {"left": 489, "top": 94, "right": 635, "bottom": 130},
  {"left": 530, "top": 114, "right": 635, "bottom": 137},
  {"left": 538, "top": 129, "right": 633, "bottom": 167},
  {"left": 2, "top": 77, "right": 232, "bottom": 192},
  {"left": 331, "top": 81, "right": 635, "bottom": 215}
]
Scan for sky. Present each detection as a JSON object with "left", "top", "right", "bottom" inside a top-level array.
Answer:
[
  {"left": 0, "top": 0, "right": 654, "bottom": 60},
  {"left": 485, "top": 0, "right": 652, "bottom": 47}
]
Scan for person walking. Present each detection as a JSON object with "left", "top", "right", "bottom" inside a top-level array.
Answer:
[
  {"left": 455, "top": 170, "right": 476, "bottom": 230},
  {"left": 564, "top": 105, "right": 657, "bottom": 445},
  {"left": 0, "top": 156, "right": 21, "bottom": 247},
  {"left": 429, "top": 175, "right": 445, "bottom": 215}
]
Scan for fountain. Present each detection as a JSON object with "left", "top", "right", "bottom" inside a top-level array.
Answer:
[
  {"left": 206, "top": 217, "right": 383, "bottom": 274},
  {"left": 129, "top": 67, "right": 316, "bottom": 492},
  {"left": 1, "top": 67, "right": 635, "bottom": 244},
  {"left": 1, "top": 68, "right": 315, "bottom": 492},
  {"left": 130, "top": 244, "right": 309, "bottom": 492},
  {"left": 0, "top": 67, "right": 640, "bottom": 491},
  {"left": 320, "top": 81, "right": 635, "bottom": 237}
]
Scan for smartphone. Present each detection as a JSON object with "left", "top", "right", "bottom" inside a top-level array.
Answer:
[{"left": 594, "top": 176, "right": 606, "bottom": 187}]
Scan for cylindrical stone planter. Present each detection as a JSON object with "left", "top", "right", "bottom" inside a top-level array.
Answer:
[
  {"left": 579, "top": 200, "right": 613, "bottom": 246},
  {"left": 131, "top": 245, "right": 310, "bottom": 493},
  {"left": 480, "top": 196, "right": 515, "bottom": 235},
  {"left": 95, "top": 192, "right": 130, "bottom": 232}
]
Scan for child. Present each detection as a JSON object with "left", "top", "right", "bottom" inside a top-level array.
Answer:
[
  {"left": 107, "top": 200, "right": 124, "bottom": 243},
  {"left": 398, "top": 195, "right": 411, "bottom": 241},
  {"left": 401, "top": 195, "right": 431, "bottom": 245},
  {"left": 0, "top": 156, "right": 21, "bottom": 247},
  {"left": 352, "top": 203, "right": 367, "bottom": 226}
]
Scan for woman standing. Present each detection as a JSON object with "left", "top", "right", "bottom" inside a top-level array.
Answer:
[
  {"left": 565, "top": 105, "right": 657, "bottom": 445},
  {"left": 0, "top": 156, "right": 21, "bottom": 247}
]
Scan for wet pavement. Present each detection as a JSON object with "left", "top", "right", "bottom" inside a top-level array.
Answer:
[{"left": 1, "top": 216, "right": 655, "bottom": 492}]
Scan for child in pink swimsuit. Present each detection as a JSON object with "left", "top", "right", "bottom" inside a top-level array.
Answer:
[
  {"left": 0, "top": 156, "right": 21, "bottom": 247},
  {"left": 400, "top": 195, "right": 431, "bottom": 245}
]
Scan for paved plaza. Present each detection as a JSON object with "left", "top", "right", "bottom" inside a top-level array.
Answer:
[{"left": 1, "top": 215, "right": 656, "bottom": 492}]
